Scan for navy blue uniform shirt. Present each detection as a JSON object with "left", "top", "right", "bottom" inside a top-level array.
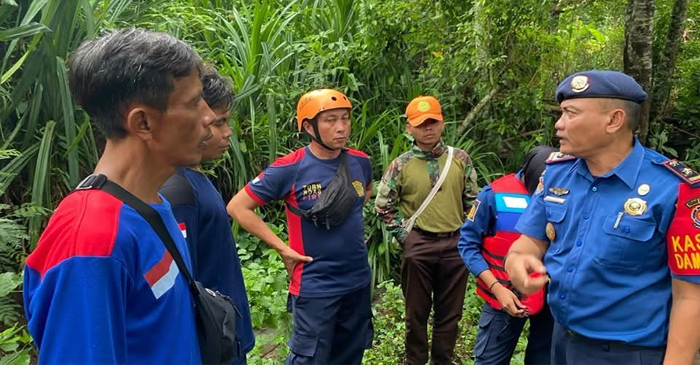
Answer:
[
  {"left": 161, "top": 168, "right": 255, "bottom": 356},
  {"left": 516, "top": 138, "right": 698, "bottom": 347},
  {"left": 245, "top": 147, "right": 372, "bottom": 298}
]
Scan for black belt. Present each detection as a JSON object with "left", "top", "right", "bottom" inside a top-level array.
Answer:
[
  {"left": 565, "top": 329, "right": 664, "bottom": 352},
  {"left": 413, "top": 227, "right": 460, "bottom": 238}
]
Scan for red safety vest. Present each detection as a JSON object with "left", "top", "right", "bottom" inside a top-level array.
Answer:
[
  {"left": 667, "top": 183, "right": 700, "bottom": 276},
  {"left": 475, "top": 173, "right": 546, "bottom": 315}
]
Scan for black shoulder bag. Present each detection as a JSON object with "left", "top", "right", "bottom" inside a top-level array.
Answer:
[
  {"left": 75, "top": 174, "right": 239, "bottom": 365},
  {"left": 286, "top": 150, "right": 360, "bottom": 229}
]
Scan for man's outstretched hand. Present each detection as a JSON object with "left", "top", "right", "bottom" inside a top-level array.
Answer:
[{"left": 506, "top": 253, "right": 548, "bottom": 294}]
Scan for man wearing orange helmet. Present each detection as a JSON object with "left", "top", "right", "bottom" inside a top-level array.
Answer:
[
  {"left": 228, "top": 89, "right": 373, "bottom": 364},
  {"left": 376, "top": 96, "right": 478, "bottom": 365}
]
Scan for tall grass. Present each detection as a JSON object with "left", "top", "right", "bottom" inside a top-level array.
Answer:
[
  {"left": 0, "top": 0, "right": 505, "bottom": 285},
  {"left": 1, "top": 0, "right": 133, "bottom": 223},
  {"left": 1, "top": 1, "right": 696, "bottom": 363}
]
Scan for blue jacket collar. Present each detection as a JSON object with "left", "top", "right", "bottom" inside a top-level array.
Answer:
[{"left": 574, "top": 138, "right": 643, "bottom": 189}]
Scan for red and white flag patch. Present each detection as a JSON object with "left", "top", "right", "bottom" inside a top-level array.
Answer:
[
  {"left": 178, "top": 222, "right": 187, "bottom": 238},
  {"left": 144, "top": 250, "right": 180, "bottom": 299}
]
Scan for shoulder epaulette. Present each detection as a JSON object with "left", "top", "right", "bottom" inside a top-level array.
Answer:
[
  {"left": 663, "top": 159, "right": 700, "bottom": 187},
  {"left": 545, "top": 152, "right": 576, "bottom": 164}
]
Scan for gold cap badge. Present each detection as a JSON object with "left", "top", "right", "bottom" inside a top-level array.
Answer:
[
  {"left": 624, "top": 198, "right": 647, "bottom": 216},
  {"left": 571, "top": 75, "right": 590, "bottom": 93}
]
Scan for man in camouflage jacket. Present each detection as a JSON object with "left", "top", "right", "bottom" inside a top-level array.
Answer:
[{"left": 376, "top": 96, "right": 478, "bottom": 365}]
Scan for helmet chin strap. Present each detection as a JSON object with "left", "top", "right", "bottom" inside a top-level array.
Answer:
[{"left": 303, "top": 119, "right": 340, "bottom": 151}]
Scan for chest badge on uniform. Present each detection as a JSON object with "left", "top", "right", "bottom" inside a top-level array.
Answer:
[
  {"left": 549, "top": 187, "right": 570, "bottom": 196},
  {"left": 687, "top": 198, "right": 700, "bottom": 229},
  {"left": 637, "top": 184, "right": 650, "bottom": 196},
  {"left": 352, "top": 180, "right": 365, "bottom": 197},
  {"left": 691, "top": 206, "right": 700, "bottom": 229},
  {"left": 624, "top": 198, "right": 647, "bottom": 216},
  {"left": 546, "top": 222, "right": 556, "bottom": 241}
]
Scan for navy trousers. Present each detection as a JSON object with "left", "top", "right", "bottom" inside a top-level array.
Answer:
[
  {"left": 551, "top": 322, "right": 665, "bottom": 365},
  {"left": 474, "top": 302, "right": 553, "bottom": 365},
  {"left": 285, "top": 284, "right": 373, "bottom": 365}
]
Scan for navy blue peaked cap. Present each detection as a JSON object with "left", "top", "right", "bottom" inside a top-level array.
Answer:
[{"left": 555, "top": 70, "right": 647, "bottom": 104}]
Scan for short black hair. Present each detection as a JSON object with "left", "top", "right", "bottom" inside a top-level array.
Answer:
[
  {"left": 521, "top": 145, "right": 558, "bottom": 195},
  {"left": 604, "top": 99, "right": 641, "bottom": 132},
  {"left": 200, "top": 64, "right": 234, "bottom": 110},
  {"left": 68, "top": 28, "right": 201, "bottom": 139}
]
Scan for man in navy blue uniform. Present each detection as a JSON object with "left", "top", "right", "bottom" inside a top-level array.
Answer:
[
  {"left": 459, "top": 146, "right": 555, "bottom": 365},
  {"left": 227, "top": 89, "right": 373, "bottom": 364},
  {"left": 160, "top": 65, "right": 255, "bottom": 363},
  {"left": 505, "top": 70, "right": 700, "bottom": 364}
]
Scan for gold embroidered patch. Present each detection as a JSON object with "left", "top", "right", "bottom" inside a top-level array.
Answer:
[
  {"left": 352, "top": 180, "right": 365, "bottom": 197},
  {"left": 467, "top": 199, "right": 481, "bottom": 222}
]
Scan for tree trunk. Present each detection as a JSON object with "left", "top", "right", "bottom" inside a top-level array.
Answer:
[
  {"left": 623, "top": 0, "right": 655, "bottom": 145},
  {"left": 473, "top": 0, "right": 493, "bottom": 86},
  {"left": 458, "top": 86, "right": 499, "bottom": 134},
  {"left": 650, "top": 0, "right": 690, "bottom": 123}
]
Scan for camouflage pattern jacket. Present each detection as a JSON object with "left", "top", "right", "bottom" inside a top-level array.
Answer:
[{"left": 375, "top": 140, "right": 478, "bottom": 243}]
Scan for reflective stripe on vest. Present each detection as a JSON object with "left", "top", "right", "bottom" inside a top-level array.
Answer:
[{"left": 476, "top": 173, "right": 546, "bottom": 315}]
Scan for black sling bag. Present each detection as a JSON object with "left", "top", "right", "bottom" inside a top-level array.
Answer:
[
  {"left": 75, "top": 174, "right": 239, "bottom": 365},
  {"left": 286, "top": 150, "right": 359, "bottom": 229}
]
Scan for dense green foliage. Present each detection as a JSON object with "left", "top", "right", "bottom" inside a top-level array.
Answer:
[{"left": 1, "top": 0, "right": 698, "bottom": 363}]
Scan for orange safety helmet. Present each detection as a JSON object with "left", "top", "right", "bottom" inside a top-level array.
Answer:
[{"left": 296, "top": 89, "right": 352, "bottom": 131}]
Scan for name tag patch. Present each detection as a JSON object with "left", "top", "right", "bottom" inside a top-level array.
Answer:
[
  {"left": 503, "top": 196, "right": 528, "bottom": 209},
  {"left": 544, "top": 195, "right": 566, "bottom": 204}
]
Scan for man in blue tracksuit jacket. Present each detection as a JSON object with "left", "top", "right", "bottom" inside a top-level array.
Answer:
[
  {"left": 160, "top": 65, "right": 255, "bottom": 363},
  {"left": 24, "top": 29, "right": 213, "bottom": 364}
]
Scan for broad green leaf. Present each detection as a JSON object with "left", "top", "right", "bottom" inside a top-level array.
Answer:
[
  {"left": 0, "top": 23, "right": 50, "bottom": 41},
  {"left": 0, "top": 273, "right": 21, "bottom": 297}
]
